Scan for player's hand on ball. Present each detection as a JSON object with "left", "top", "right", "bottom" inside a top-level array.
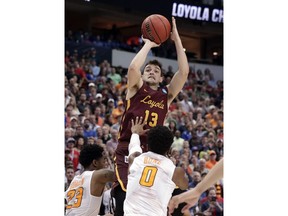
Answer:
[{"left": 141, "top": 35, "right": 160, "bottom": 47}]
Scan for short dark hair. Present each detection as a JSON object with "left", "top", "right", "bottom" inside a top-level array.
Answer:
[
  {"left": 147, "top": 125, "right": 174, "bottom": 155},
  {"left": 144, "top": 60, "right": 163, "bottom": 76},
  {"left": 79, "top": 144, "right": 104, "bottom": 168}
]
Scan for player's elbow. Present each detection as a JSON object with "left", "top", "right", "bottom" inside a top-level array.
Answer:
[
  {"left": 128, "top": 63, "right": 138, "bottom": 74},
  {"left": 178, "top": 178, "right": 189, "bottom": 190},
  {"left": 173, "top": 168, "right": 189, "bottom": 190},
  {"left": 106, "top": 170, "right": 115, "bottom": 182},
  {"left": 180, "top": 66, "right": 189, "bottom": 77}
]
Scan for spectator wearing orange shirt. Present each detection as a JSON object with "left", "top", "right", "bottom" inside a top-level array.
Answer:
[
  {"left": 111, "top": 100, "right": 124, "bottom": 124},
  {"left": 205, "top": 150, "right": 217, "bottom": 170}
]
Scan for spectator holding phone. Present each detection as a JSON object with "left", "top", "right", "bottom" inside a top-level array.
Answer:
[{"left": 200, "top": 187, "right": 223, "bottom": 216}]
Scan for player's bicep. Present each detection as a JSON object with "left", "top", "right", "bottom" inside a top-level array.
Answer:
[
  {"left": 172, "top": 167, "right": 189, "bottom": 190},
  {"left": 93, "top": 169, "right": 114, "bottom": 184}
]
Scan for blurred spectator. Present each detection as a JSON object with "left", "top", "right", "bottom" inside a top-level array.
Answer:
[
  {"left": 101, "top": 125, "right": 112, "bottom": 144},
  {"left": 75, "top": 137, "right": 85, "bottom": 150},
  {"left": 101, "top": 185, "right": 115, "bottom": 215},
  {"left": 198, "top": 158, "right": 210, "bottom": 175},
  {"left": 69, "top": 97, "right": 81, "bottom": 116},
  {"left": 65, "top": 104, "right": 74, "bottom": 128},
  {"left": 167, "top": 118, "right": 178, "bottom": 134},
  {"left": 74, "top": 61, "right": 87, "bottom": 87},
  {"left": 83, "top": 118, "right": 97, "bottom": 139},
  {"left": 191, "top": 146, "right": 200, "bottom": 158},
  {"left": 115, "top": 76, "right": 128, "bottom": 96},
  {"left": 206, "top": 150, "right": 218, "bottom": 170},
  {"left": 106, "top": 98, "right": 115, "bottom": 114},
  {"left": 189, "top": 171, "right": 201, "bottom": 189},
  {"left": 73, "top": 125, "right": 86, "bottom": 143},
  {"left": 200, "top": 187, "right": 223, "bottom": 216},
  {"left": 65, "top": 128, "right": 73, "bottom": 143},
  {"left": 108, "top": 67, "right": 121, "bottom": 85},
  {"left": 87, "top": 137, "right": 96, "bottom": 145},
  {"left": 94, "top": 106, "right": 104, "bottom": 126},
  {"left": 90, "top": 59, "right": 101, "bottom": 77},
  {"left": 99, "top": 103, "right": 107, "bottom": 118},
  {"left": 64, "top": 166, "right": 75, "bottom": 191},
  {"left": 179, "top": 92, "right": 194, "bottom": 114},
  {"left": 66, "top": 137, "right": 80, "bottom": 172},
  {"left": 180, "top": 141, "right": 192, "bottom": 159},
  {"left": 106, "top": 129, "right": 118, "bottom": 157},
  {"left": 85, "top": 65, "right": 97, "bottom": 83},
  {"left": 181, "top": 122, "right": 194, "bottom": 141},
  {"left": 111, "top": 100, "right": 124, "bottom": 124},
  {"left": 215, "top": 181, "right": 223, "bottom": 198},
  {"left": 77, "top": 93, "right": 89, "bottom": 113},
  {"left": 65, "top": 87, "right": 72, "bottom": 108},
  {"left": 171, "top": 130, "right": 185, "bottom": 152},
  {"left": 89, "top": 114, "right": 101, "bottom": 132},
  {"left": 87, "top": 83, "right": 98, "bottom": 100},
  {"left": 195, "top": 124, "right": 207, "bottom": 141},
  {"left": 215, "top": 138, "right": 224, "bottom": 160},
  {"left": 190, "top": 154, "right": 200, "bottom": 171},
  {"left": 111, "top": 115, "right": 122, "bottom": 131}
]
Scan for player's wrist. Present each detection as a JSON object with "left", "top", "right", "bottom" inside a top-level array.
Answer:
[{"left": 131, "top": 132, "right": 140, "bottom": 136}]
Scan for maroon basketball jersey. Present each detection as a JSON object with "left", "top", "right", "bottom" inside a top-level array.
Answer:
[
  {"left": 113, "top": 82, "right": 169, "bottom": 190},
  {"left": 118, "top": 82, "right": 169, "bottom": 151}
]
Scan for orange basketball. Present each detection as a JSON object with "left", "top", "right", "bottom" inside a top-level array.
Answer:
[{"left": 141, "top": 14, "right": 171, "bottom": 44}]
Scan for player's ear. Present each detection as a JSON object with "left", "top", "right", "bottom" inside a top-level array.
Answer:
[{"left": 92, "top": 159, "right": 101, "bottom": 169}]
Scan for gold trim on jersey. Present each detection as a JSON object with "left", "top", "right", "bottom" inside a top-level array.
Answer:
[
  {"left": 115, "top": 156, "right": 127, "bottom": 192},
  {"left": 118, "top": 99, "right": 131, "bottom": 139},
  {"left": 126, "top": 99, "right": 131, "bottom": 110}
]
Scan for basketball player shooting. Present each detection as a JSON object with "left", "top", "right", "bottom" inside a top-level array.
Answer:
[{"left": 112, "top": 17, "right": 189, "bottom": 216}]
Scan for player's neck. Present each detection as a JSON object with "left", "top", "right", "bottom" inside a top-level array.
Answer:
[{"left": 146, "top": 82, "right": 159, "bottom": 90}]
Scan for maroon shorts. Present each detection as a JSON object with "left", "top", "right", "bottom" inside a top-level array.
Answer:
[{"left": 113, "top": 141, "right": 129, "bottom": 191}]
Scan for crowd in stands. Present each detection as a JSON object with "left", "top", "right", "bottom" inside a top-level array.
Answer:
[
  {"left": 64, "top": 30, "right": 224, "bottom": 215},
  {"left": 65, "top": 29, "right": 196, "bottom": 62}
]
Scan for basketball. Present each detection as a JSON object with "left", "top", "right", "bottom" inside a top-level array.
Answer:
[{"left": 141, "top": 14, "right": 171, "bottom": 44}]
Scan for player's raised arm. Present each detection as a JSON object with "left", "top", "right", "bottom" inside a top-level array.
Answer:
[
  {"left": 127, "top": 38, "right": 159, "bottom": 98},
  {"left": 128, "top": 117, "right": 149, "bottom": 166},
  {"left": 169, "top": 158, "right": 224, "bottom": 214},
  {"left": 167, "top": 17, "right": 189, "bottom": 104}
]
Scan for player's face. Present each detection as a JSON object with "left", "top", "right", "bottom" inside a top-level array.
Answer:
[
  {"left": 98, "top": 151, "right": 109, "bottom": 169},
  {"left": 142, "top": 64, "right": 163, "bottom": 85}
]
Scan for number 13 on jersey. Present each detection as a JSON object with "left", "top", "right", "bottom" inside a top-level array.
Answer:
[{"left": 144, "top": 110, "right": 158, "bottom": 127}]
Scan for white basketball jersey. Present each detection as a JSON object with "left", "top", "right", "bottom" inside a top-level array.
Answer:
[
  {"left": 124, "top": 151, "right": 176, "bottom": 216},
  {"left": 65, "top": 171, "right": 102, "bottom": 216}
]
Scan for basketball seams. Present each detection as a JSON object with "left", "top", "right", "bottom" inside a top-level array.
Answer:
[
  {"left": 141, "top": 14, "right": 171, "bottom": 44},
  {"left": 149, "top": 16, "right": 162, "bottom": 44},
  {"left": 156, "top": 15, "right": 169, "bottom": 42}
]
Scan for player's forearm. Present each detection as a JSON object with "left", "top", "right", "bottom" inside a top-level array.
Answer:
[
  {"left": 195, "top": 158, "right": 223, "bottom": 195},
  {"left": 174, "top": 37, "right": 189, "bottom": 77},
  {"left": 177, "top": 158, "right": 223, "bottom": 202},
  {"left": 128, "top": 42, "right": 153, "bottom": 74}
]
